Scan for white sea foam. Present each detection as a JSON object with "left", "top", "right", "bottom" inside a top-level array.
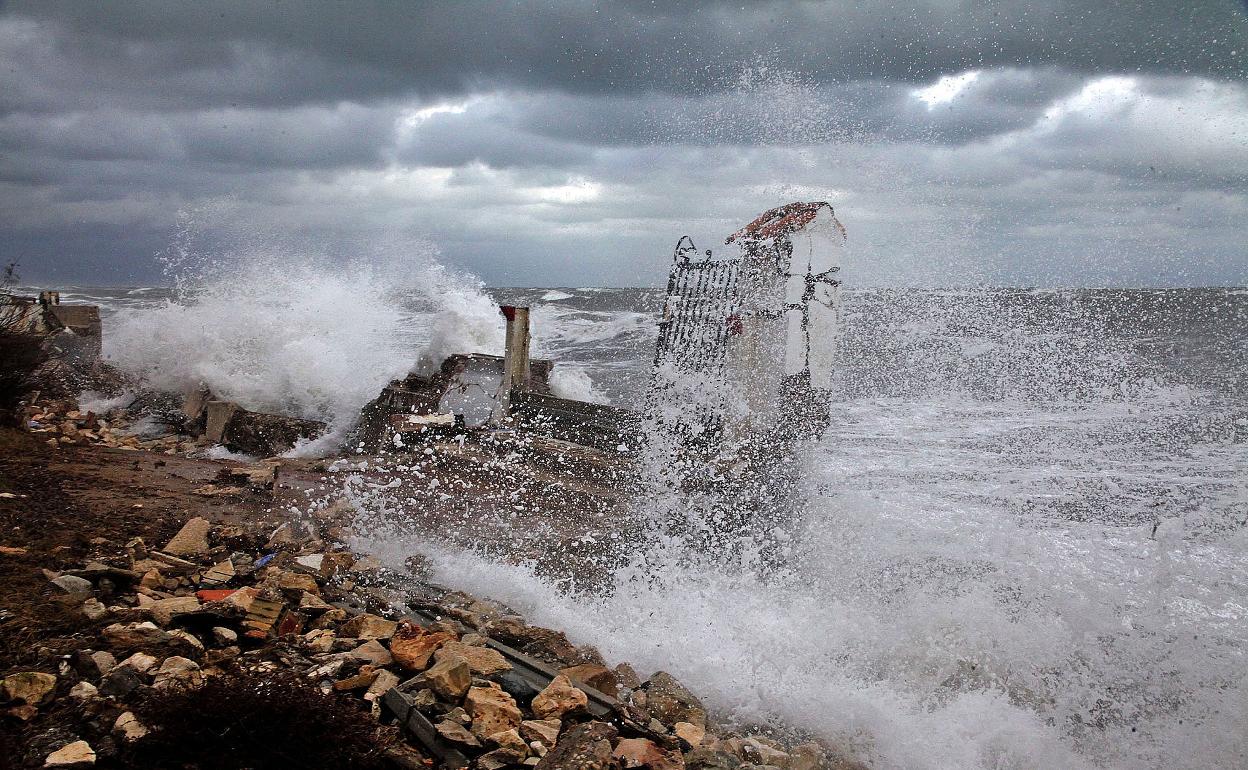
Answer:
[{"left": 103, "top": 239, "right": 503, "bottom": 450}]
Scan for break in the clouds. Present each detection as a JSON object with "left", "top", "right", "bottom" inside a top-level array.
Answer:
[{"left": 1, "top": 1, "right": 1246, "bottom": 287}]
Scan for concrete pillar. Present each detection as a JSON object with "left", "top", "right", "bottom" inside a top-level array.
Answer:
[{"left": 492, "top": 305, "right": 531, "bottom": 423}]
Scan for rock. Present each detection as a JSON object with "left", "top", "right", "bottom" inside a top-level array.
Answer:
[
  {"left": 200, "top": 559, "right": 235, "bottom": 586},
  {"left": 302, "top": 629, "right": 335, "bottom": 654},
  {"left": 683, "top": 749, "right": 741, "bottom": 770},
  {"left": 118, "top": 652, "right": 159, "bottom": 674},
  {"left": 559, "top": 663, "right": 618, "bottom": 698},
  {"left": 466, "top": 685, "right": 523, "bottom": 738},
  {"left": 148, "top": 596, "right": 201, "bottom": 626},
  {"left": 614, "top": 738, "right": 685, "bottom": 770},
  {"left": 520, "top": 719, "right": 561, "bottom": 747},
  {"left": 479, "top": 748, "right": 523, "bottom": 770},
  {"left": 787, "top": 743, "right": 828, "bottom": 770},
  {"left": 724, "top": 739, "right": 788, "bottom": 768},
  {"left": 113, "top": 712, "right": 149, "bottom": 742},
  {"left": 298, "top": 592, "right": 333, "bottom": 612},
  {"left": 162, "top": 517, "right": 212, "bottom": 556},
  {"left": 151, "top": 656, "right": 202, "bottom": 689},
  {"left": 643, "top": 672, "right": 706, "bottom": 729},
  {"left": 436, "top": 719, "right": 483, "bottom": 747},
  {"left": 614, "top": 663, "right": 642, "bottom": 691},
  {"left": 102, "top": 621, "right": 168, "bottom": 647},
  {"left": 3, "top": 671, "right": 57, "bottom": 705},
  {"left": 496, "top": 670, "right": 542, "bottom": 704},
  {"left": 44, "top": 740, "right": 95, "bottom": 767},
  {"left": 391, "top": 625, "right": 457, "bottom": 672},
  {"left": 412, "top": 654, "right": 471, "bottom": 700},
  {"left": 293, "top": 554, "right": 324, "bottom": 573},
  {"left": 531, "top": 675, "right": 588, "bottom": 720},
  {"left": 338, "top": 613, "right": 398, "bottom": 640},
  {"left": 334, "top": 665, "right": 379, "bottom": 691},
  {"left": 488, "top": 728, "right": 528, "bottom": 755},
  {"left": 80, "top": 598, "right": 108, "bottom": 621},
  {"left": 674, "top": 722, "right": 705, "bottom": 748},
  {"left": 83, "top": 651, "right": 116, "bottom": 678},
  {"left": 311, "top": 608, "right": 348, "bottom": 629},
  {"left": 51, "top": 574, "right": 94, "bottom": 596},
  {"left": 435, "top": 640, "right": 512, "bottom": 676},
  {"left": 168, "top": 629, "right": 204, "bottom": 654},
  {"left": 0, "top": 545, "right": 28, "bottom": 556},
  {"left": 68, "top": 682, "right": 99, "bottom": 701},
  {"left": 99, "top": 666, "right": 145, "bottom": 698},
  {"left": 533, "top": 721, "right": 617, "bottom": 770},
  {"left": 272, "top": 570, "right": 320, "bottom": 597},
  {"left": 364, "top": 669, "right": 400, "bottom": 703},
  {"left": 211, "top": 626, "right": 238, "bottom": 645},
  {"left": 348, "top": 639, "right": 394, "bottom": 666},
  {"left": 484, "top": 617, "right": 581, "bottom": 666}
]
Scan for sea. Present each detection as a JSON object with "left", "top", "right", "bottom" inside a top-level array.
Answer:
[{"left": 36, "top": 277, "right": 1248, "bottom": 769}]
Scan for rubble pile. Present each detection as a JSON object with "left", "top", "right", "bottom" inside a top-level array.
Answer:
[
  {"left": 24, "top": 398, "right": 190, "bottom": 454},
  {"left": 4, "top": 511, "right": 853, "bottom": 770}
]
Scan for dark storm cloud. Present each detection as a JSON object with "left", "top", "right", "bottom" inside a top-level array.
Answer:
[
  {"left": 4, "top": 0, "right": 1246, "bottom": 113},
  {"left": 1, "top": 1, "right": 1246, "bottom": 287}
]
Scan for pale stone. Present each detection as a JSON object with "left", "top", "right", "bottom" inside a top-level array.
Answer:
[
  {"left": 212, "top": 626, "right": 238, "bottom": 645},
  {"left": 162, "top": 517, "right": 211, "bottom": 556},
  {"left": 80, "top": 598, "right": 108, "bottom": 621},
  {"left": 152, "top": 656, "right": 202, "bottom": 689},
  {"left": 148, "top": 596, "right": 201, "bottom": 626},
  {"left": 348, "top": 639, "right": 393, "bottom": 666},
  {"left": 531, "top": 674, "right": 587, "bottom": 720},
  {"left": 488, "top": 728, "right": 528, "bottom": 755},
  {"left": 103, "top": 621, "right": 168, "bottom": 647},
  {"left": 436, "top": 719, "right": 483, "bottom": 747},
  {"left": 338, "top": 613, "right": 397, "bottom": 640},
  {"left": 520, "top": 719, "right": 561, "bottom": 747},
  {"left": 118, "top": 652, "right": 158, "bottom": 674},
  {"left": 413, "top": 654, "right": 471, "bottom": 700},
  {"left": 3, "top": 671, "right": 57, "bottom": 705},
  {"left": 674, "top": 722, "right": 706, "bottom": 748},
  {"left": 69, "top": 682, "right": 98, "bottom": 701},
  {"left": 467, "top": 685, "right": 523, "bottom": 738},
  {"left": 200, "top": 559, "right": 235, "bottom": 585},
  {"left": 51, "top": 575, "right": 94, "bottom": 595},
  {"left": 114, "top": 711, "right": 149, "bottom": 742},
  {"left": 435, "top": 640, "right": 511, "bottom": 676},
  {"left": 364, "top": 669, "right": 400, "bottom": 702},
  {"left": 44, "top": 740, "right": 95, "bottom": 766},
  {"left": 169, "top": 629, "right": 205, "bottom": 653}
]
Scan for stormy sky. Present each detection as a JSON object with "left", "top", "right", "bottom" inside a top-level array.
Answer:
[{"left": 2, "top": 1, "right": 1246, "bottom": 287}]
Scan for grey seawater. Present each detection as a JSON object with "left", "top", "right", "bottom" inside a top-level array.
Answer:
[{"left": 56, "top": 284, "right": 1248, "bottom": 767}]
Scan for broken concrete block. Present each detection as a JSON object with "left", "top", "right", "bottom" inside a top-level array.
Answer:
[{"left": 161, "top": 517, "right": 211, "bottom": 557}]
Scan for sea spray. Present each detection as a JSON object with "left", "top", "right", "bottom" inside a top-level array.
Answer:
[{"left": 105, "top": 235, "right": 504, "bottom": 451}]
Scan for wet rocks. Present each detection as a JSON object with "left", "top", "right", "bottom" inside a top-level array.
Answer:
[
  {"left": 411, "top": 654, "right": 472, "bottom": 700},
  {"left": 391, "top": 624, "right": 457, "bottom": 671},
  {"left": 339, "top": 612, "right": 398, "bottom": 640},
  {"left": 466, "top": 685, "right": 523, "bottom": 738},
  {"left": 532, "top": 674, "right": 588, "bottom": 720},
  {"left": 642, "top": 672, "right": 706, "bottom": 729},
  {"left": 435, "top": 640, "right": 512, "bottom": 676},
  {"left": 559, "top": 662, "right": 618, "bottom": 698},
  {"left": 533, "top": 721, "right": 617, "bottom": 770},
  {"left": 614, "top": 737, "right": 685, "bottom": 770},
  {"left": 102, "top": 621, "right": 168, "bottom": 648}
]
